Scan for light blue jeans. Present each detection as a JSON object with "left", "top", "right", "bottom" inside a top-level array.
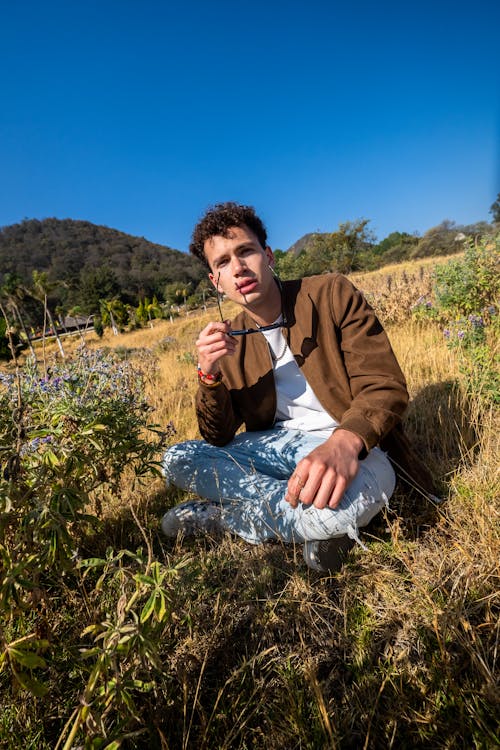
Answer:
[{"left": 162, "top": 428, "right": 396, "bottom": 546}]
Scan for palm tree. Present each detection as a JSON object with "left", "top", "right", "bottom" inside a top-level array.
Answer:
[
  {"left": 0, "top": 273, "right": 37, "bottom": 360},
  {"left": 100, "top": 298, "right": 128, "bottom": 335},
  {"left": 30, "top": 270, "right": 65, "bottom": 358},
  {"left": 140, "top": 296, "right": 162, "bottom": 328}
]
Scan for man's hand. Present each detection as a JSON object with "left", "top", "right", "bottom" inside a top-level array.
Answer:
[
  {"left": 285, "top": 429, "right": 364, "bottom": 510},
  {"left": 196, "top": 321, "right": 237, "bottom": 376}
]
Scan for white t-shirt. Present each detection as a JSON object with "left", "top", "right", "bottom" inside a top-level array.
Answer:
[{"left": 260, "top": 324, "right": 339, "bottom": 438}]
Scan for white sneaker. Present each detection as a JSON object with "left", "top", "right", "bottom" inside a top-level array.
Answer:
[{"left": 161, "top": 500, "right": 224, "bottom": 538}]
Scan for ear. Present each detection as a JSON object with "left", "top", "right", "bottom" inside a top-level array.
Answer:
[
  {"left": 208, "top": 272, "right": 217, "bottom": 290},
  {"left": 265, "top": 246, "right": 275, "bottom": 267}
]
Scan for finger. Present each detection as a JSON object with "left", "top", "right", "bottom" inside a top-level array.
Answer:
[
  {"left": 285, "top": 471, "right": 305, "bottom": 507},
  {"left": 197, "top": 329, "right": 235, "bottom": 347},
  {"left": 328, "top": 475, "right": 347, "bottom": 509},
  {"left": 300, "top": 463, "right": 335, "bottom": 508},
  {"left": 198, "top": 339, "right": 235, "bottom": 357},
  {"left": 286, "top": 470, "right": 306, "bottom": 503},
  {"left": 204, "top": 321, "right": 232, "bottom": 334},
  {"left": 310, "top": 472, "right": 338, "bottom": 509},
  {"left": 197, "top": 334, "right": 237, "bottom": 359},
  {"left": 285, "top": 485, "right": 301, "bottom": 508},
  {"left": 286, "top": 493, "right": 299, "bottom": 508}
]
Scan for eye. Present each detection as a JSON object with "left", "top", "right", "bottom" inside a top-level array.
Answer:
[{"left": 236, "top": 248, "right": 253, "bottom": 261}]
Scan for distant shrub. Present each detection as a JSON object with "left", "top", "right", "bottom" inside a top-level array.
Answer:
[
  {"left": 93, "top": 315, "right": 104, "bottom": 337},
  {"left": 155, "top": 335, "right": 177, "bottom": 353},
  {"left": 443, "top": 311, "right": 499, "bottom": 405},
  {"left": 0, "top": 317, "right": 26, "bottom": 360},
  {"left": 112, "top": 344, "right": 152, "bottom": 360},
  {"left": 177, "top": 350, "right": 196, "bottom": 365},
  {"left": 0, "top": 318, "right": 12, "bottom": 360},
  {"left": 433, "top": 236, "right": 499, "bottom": 317},
  {"left": 414, "top": 234, "right": 499, "bottom": 404}
]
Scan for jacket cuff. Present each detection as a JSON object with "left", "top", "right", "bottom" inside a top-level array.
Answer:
[{"left": 338, "top": 415, "right": 380, "bottom": 458}]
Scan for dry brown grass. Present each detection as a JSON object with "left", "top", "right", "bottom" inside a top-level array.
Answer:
[
  {"left": 352, "top": 267, "right": 433, "bottom": 326},
  {"left": 353, "top": 251, "right": 463, "bottom": 281},
  {"left": 351, "top": 253, "right": 461, "bottom": 326},
  {"left": 131, "top": 279, "right": 497, "bottom": 747},
  {"left": 3, "top": 259, "right": 498, "bottom": 748}
]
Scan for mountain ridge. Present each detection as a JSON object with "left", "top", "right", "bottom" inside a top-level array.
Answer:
[{"left": 0, "top": 217, "right": 206, "bottom": 312}]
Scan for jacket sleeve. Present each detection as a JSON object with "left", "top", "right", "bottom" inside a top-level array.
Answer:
[
  {"left": 331, "top": 274, "right": 409, "bottom": 456},
  {"left": 195, "top": 381, "right": 243, "bottom": 446}
]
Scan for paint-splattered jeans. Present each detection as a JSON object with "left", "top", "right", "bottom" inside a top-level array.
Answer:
[{"left": 162, "top": 427, "right": 396, "bottom": 545}]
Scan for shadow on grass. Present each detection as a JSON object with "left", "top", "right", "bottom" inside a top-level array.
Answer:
[
  {"left": 405, "top": 379, "right": 478, "bottom": 478},
  {"left": 366, "top": 378, "right": 480, "bottom": 543}
]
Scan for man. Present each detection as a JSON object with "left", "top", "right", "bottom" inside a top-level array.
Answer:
[{"left": 162, "top": 202, "right": 434, "bottom": 572}]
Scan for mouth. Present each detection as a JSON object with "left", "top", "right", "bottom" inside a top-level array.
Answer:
[{"left": 235, "top": 279, "right": 258, "bottom": 296}]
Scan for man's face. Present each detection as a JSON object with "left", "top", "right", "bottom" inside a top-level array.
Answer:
[{"left": 204, "top": 225, "right": 275, "bottom": 308}]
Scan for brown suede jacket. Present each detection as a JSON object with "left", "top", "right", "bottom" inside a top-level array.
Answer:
[{"left": 196, "top": 273, "right": 435, "bottom": 493}]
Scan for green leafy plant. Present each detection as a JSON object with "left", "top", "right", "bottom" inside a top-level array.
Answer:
[
  {"left": 443, "top": 313, "right": 499, "bottom": 404},
  {"left": 57, "top": 551, "right": 192, "bottom": 750},
  {"left": 0, "top": 346, "right": 166, "bottom": 713},
  {"left": 412, "top": 234, "right": 499, "bottom": 404},
  {"left": 433, "top": 236, "right": 499, "bottom": 317}
]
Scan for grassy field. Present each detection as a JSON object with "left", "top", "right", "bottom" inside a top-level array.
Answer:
[{"left": 1, "top": 254, "right": 498, "bottom": 749}]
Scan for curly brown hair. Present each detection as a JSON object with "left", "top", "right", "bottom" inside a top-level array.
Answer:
[{"left": 189, "top": 202, "right": 268, "bottom": 268}]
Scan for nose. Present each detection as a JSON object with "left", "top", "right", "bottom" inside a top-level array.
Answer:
[{"left": 231, "top": 255, "right": 246, "bottom": 275}]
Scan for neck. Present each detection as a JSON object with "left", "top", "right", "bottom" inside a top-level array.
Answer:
[{"left": 243, "top": 279, "right": 282, "bottom": 327}]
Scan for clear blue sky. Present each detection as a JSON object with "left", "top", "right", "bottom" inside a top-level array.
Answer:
[{"left": 1, "top": 0, "right": 499, "bottom": 252}]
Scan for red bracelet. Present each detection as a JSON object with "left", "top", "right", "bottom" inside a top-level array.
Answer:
[{"left": 197, "top": 365, "right": 222, "bottom": 382}]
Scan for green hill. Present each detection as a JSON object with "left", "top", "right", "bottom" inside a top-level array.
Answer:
[{"left": 0, "top": 218, "right": 205, "bottom": 313}]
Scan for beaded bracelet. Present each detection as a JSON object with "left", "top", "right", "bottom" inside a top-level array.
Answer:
[
  {"left": 199, "top": 379, "right": 222, "bottom": 388},
  {"left": 197, "top": 365, "right": 222, "bottom": 383}
]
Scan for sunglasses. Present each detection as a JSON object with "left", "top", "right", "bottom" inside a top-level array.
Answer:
[{"left": 216, "top": 272, "right": 287, "bottom": 336}]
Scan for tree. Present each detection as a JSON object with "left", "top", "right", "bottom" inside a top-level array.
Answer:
[
  {"left": 0, "top": 311, "right": 26, "bottom": 360},
  {"left": 100, "top": 299, "right": 128, "bottom": 335},
  {"left": 192, "top": 279, "right": 217, "bottom": 309},
  {"left": 372, "top": 231, "right": 419, "bottom": 268},
  {"left": 77, "top": 267, "right": 121, "bottom": 315},
  {"left": 30, "top": 270, "right": 66, "bottom": 358},
  {"left": 299, "top": 219, "right": 374, "bottom": 276},
  {"left": 136, "top": 296, "right": 162, "bottom": 328},
  {"left": 490, "top": 192, "right": 500, "bottom": 224},
  {"left": 0, "top": 273, "right": 37, "bottom": 360},
  {"left": 273, "top": 248, "right": 300, "bottom": 280},
  {"left": 0, "top": 316, "right": 12, "bottom": 360},
  {"left": 163, "top": 282, "right": 192, "bottom": 307},
  {"left": 411, "top": 220, "right": 462, "bottom": 259}
]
